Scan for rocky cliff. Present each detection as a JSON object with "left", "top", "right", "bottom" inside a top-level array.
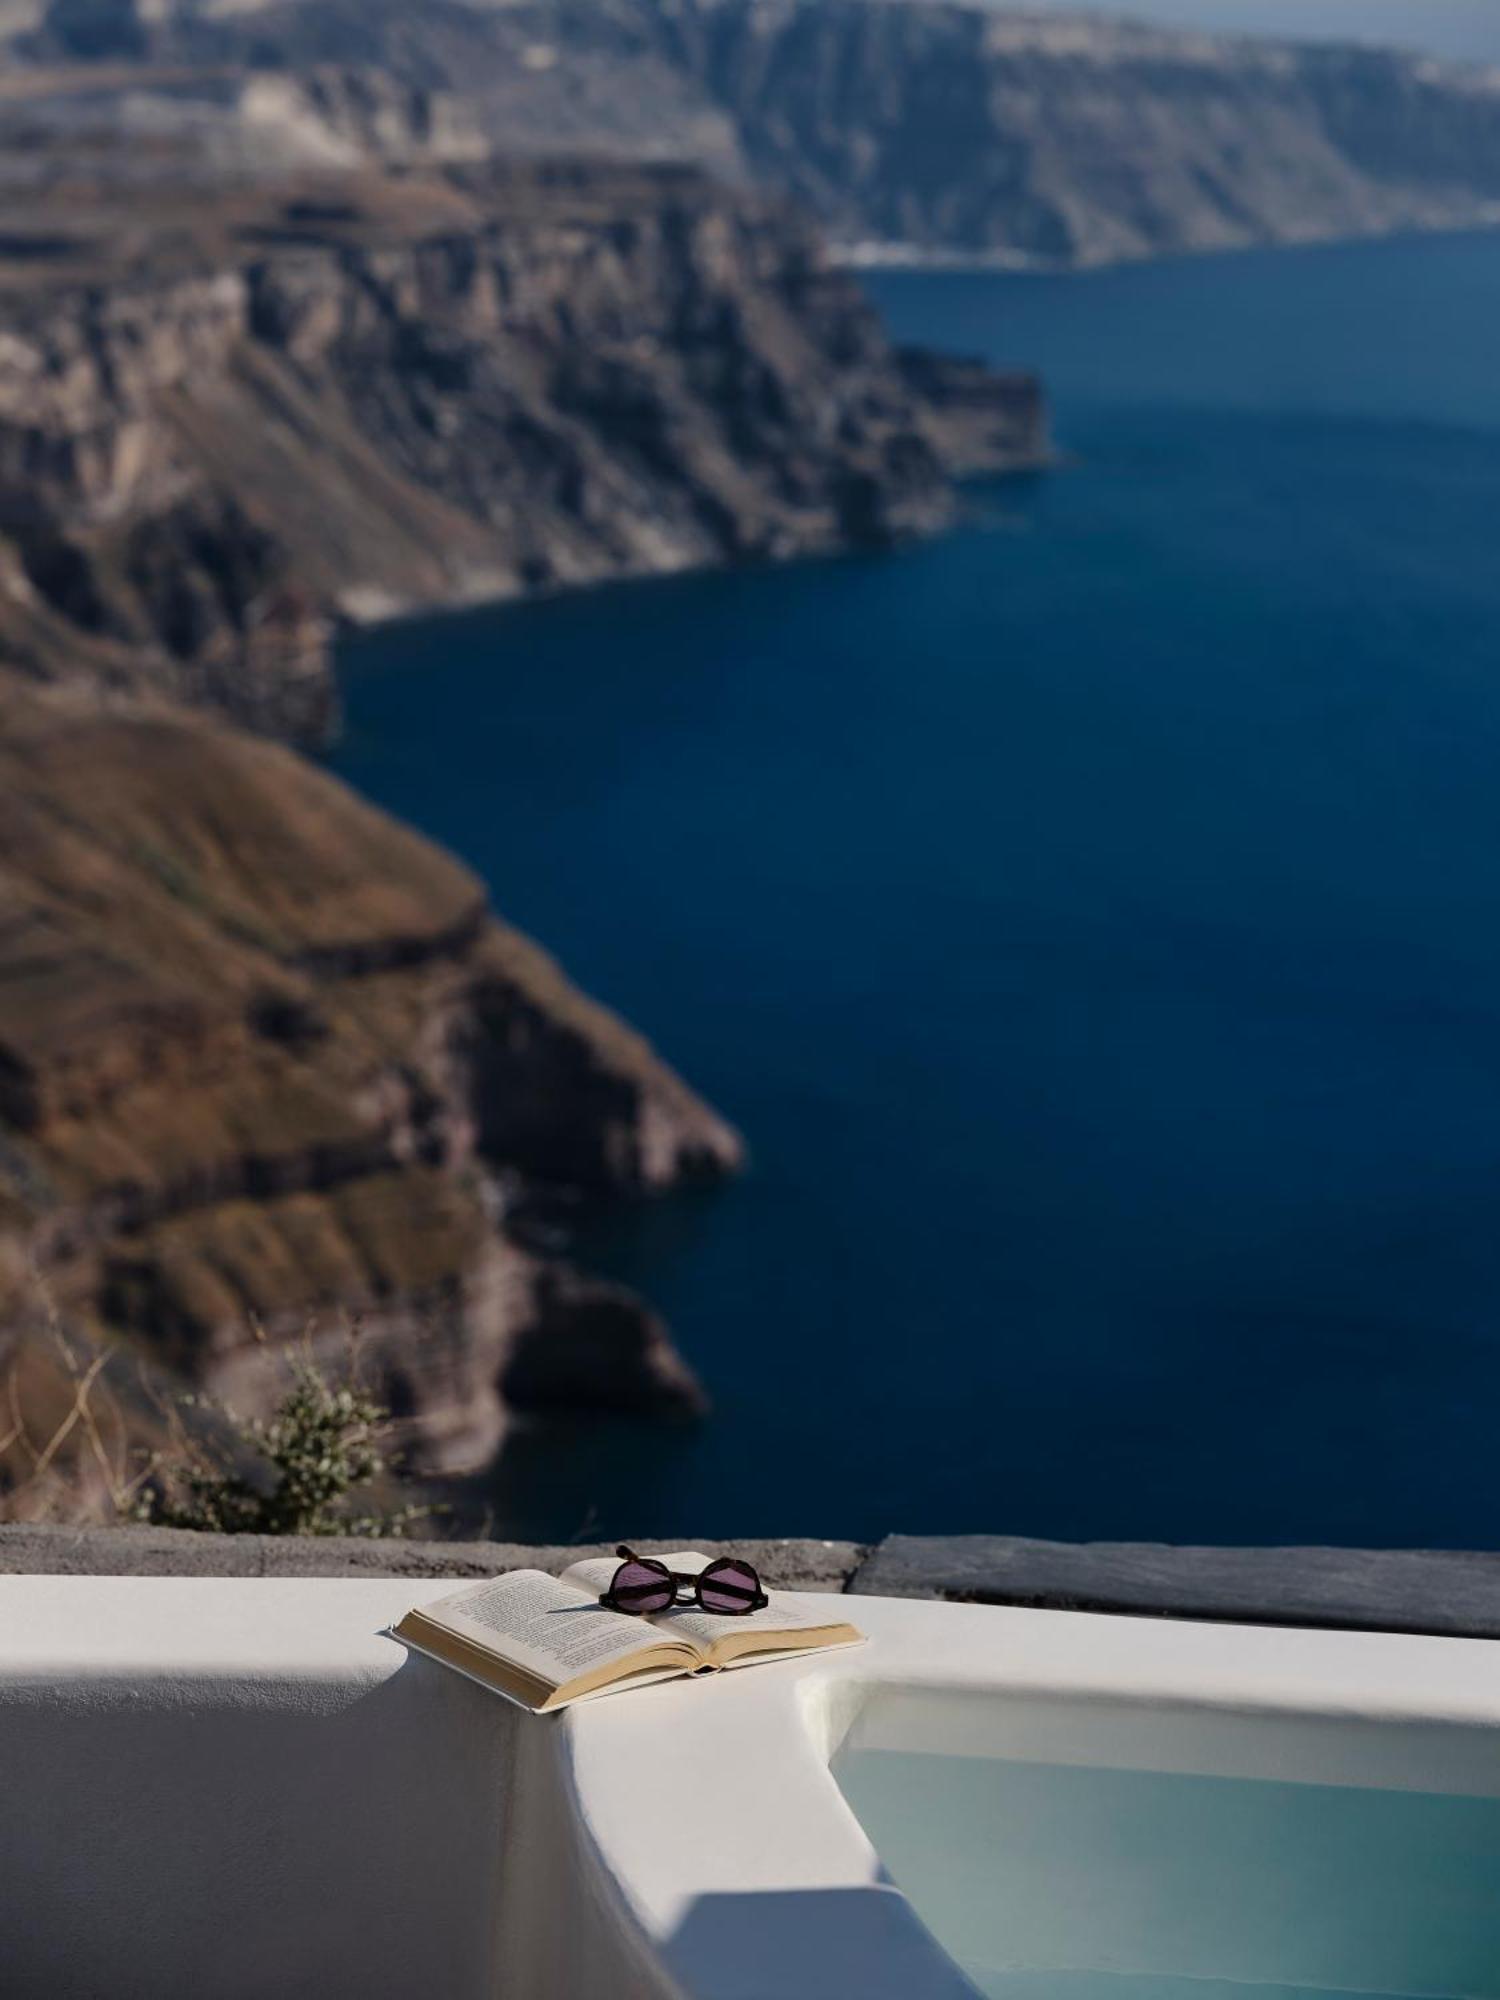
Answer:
[
  {"left": 0, "top": 10, "right": 1054, "bottom": 1525},
  {"left": 0, "top": 672, "right": 741, "bottom": 1512},
  {"left": 0, "top": 159, "right": 1046, "bottom": 740},
  {"left": 18, "top": 0, "right": 1500, "bottom": 268},
  {"left": 620, "top": 1, "right": 1500, "bottom": 265}
]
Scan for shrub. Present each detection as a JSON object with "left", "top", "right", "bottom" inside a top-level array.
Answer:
[
  {"left": 142, "top": 1335, "right": 430, "bottom": 1538},
  {"left": 1, "top": 1271, "right": 433, "bottom": 1537}
]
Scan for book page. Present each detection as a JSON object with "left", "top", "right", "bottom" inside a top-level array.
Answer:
[
  {"left": 660, "top": 1590, "right": 853, "bottom": 1650},
  {"left": 558, "top": 1551, "right": 845, "bottom": 1649},
  {"left": 412, "top": 1569, "right": 682, "bottom": 1689}
]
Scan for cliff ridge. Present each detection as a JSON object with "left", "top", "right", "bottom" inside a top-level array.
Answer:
[
  {"left": 0, "top": 673, "right": 743, "bottom": 1513},
  {"left": 0, "top": 159, "right": 1047, "bottom": 739},
  {"left": 14, "top": 0, "right": 1500, "bottom": 270}
]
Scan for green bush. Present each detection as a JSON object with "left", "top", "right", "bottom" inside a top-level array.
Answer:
[{"left": 144, "top": 1344, "right": 428, "bottom": 1538}]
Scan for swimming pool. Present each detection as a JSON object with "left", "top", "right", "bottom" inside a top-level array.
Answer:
[{"left": 833, "top": 1691, "right": 1500, "bottom": 2000}]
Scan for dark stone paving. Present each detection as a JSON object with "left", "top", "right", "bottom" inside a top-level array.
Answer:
[
  {"left": 852, "top": 1534, "right": 1500, "bottom": 1639},
  {"left": 5, "top": 1524, "right": 1500, "bottom": 1639},
  {"left": 0, "top": 1524, "right": 863, "bottom": 1593}
]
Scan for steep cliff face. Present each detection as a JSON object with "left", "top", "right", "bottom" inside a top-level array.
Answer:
[
  {"left": 0, "top": 161, "right": 1044, "bottom": 740},
  {"left": 626, "top": 2, "right": 1500, "bottom": 263},
  {"left": 21, "top": 0, "right": 1500, "bottom": 268},
  {"left": 0, "top": 673, "right": 741, "bottom": 1506},
  {"left": 0, "top": 5, "right": 1055, "bottom": 1524}
]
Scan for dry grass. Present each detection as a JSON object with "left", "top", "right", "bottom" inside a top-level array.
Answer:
[
  {"left": 0, "top": 1258, "right": 429, "bottom": 1533},
  {"left": 0, "top": 1264, "right": 165, "bottom": 1524},
  {"left": 0, "top": 1257, "right": 438, "bottom": 1535}
]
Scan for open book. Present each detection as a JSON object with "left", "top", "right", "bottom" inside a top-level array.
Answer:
[{"left": 392, "top": 1551, "right": 863, "bottom": 1712}]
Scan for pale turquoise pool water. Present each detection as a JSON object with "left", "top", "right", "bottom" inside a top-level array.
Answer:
[{"left": 830, "top": 1747, "right": 1500, "bottom": 1998}]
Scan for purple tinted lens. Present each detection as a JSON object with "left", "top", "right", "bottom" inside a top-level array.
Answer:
[
  {"left": 699, "top": 1560, "right": 762, "bottom": 1614},
  {"left": 611, "top": 1560, "right": 674, "bottom": 1614}
]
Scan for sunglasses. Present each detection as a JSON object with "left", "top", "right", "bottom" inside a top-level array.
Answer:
[{"left": 599, "top": 1545, "right": 769, "bottom": 1617}]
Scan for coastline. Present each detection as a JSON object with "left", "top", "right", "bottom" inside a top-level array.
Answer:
[
  {"left": 330, "top": 235, "right": 1500, "bottom": 1550},
  {"left": 834, "top": 212, "right": 1500, "bottom": 277},
  {"left": 329, "top": 445, "right": 1056, "bottom": 652}
]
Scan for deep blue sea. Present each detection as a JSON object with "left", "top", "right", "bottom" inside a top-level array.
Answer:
[{"left": 334, "top": 231, "right": 1500, "bottom": 1549}]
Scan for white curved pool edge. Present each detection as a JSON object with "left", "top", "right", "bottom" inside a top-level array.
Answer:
[
  {"left": 561, "top": 1594, "right": 1500, "bottom": 1999},
  {"left": 3, "top": 1578, "right": 1499, "bottom": 1998}
]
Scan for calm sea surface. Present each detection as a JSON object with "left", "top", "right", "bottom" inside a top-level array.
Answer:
[{"left": 335, "top": 232, "right": 1500, "bottom": 1547}]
